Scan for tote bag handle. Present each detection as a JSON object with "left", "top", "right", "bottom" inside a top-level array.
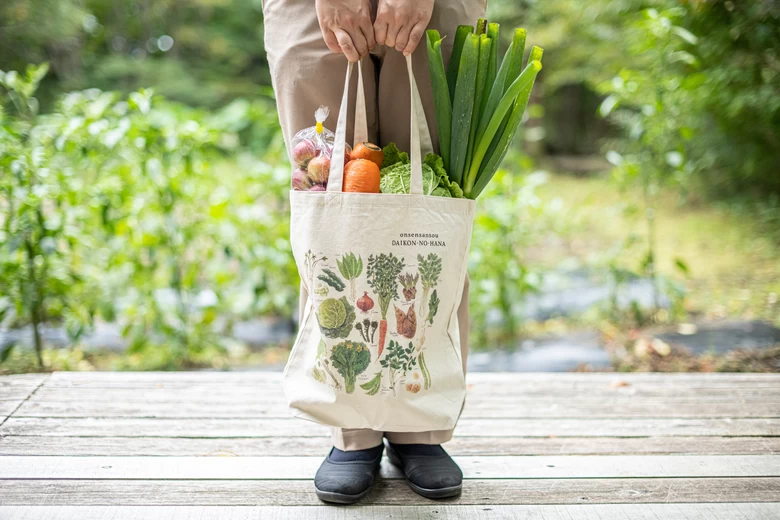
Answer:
[{"left": 327, "top": 55, "right": 433, "bottom": 195}]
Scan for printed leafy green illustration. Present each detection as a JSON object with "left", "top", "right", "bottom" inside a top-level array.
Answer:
[
  {"left": 428, "top": 289, "right": 440, "bottom": 325},
  {"left": 380, "top": 340, "right": 418, "bottom": 395},
  {"left": 418, "top": 253, "right": 442, "bottom": 320},
  {"left": 330, "top": 340, "right": 371, "bottom": 393},
  {"left": 336, "top": 252, "right": 362, "bottom": 300}
]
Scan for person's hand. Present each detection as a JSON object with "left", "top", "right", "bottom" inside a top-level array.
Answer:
[
  {"left": 315, "top": 0, "right": 375, "bottom": 62},
  {"left": 373, "top": 0, "right": 434, "bottom": 56}
]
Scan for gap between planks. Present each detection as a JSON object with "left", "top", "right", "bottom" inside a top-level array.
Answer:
[{"left": 0, "top": 373, "right": 50, "bottom": 430}]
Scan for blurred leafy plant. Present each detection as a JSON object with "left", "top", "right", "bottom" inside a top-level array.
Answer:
[
  {"left": 468, "top": 164, "right": 547, "bottom": 349},
  {"left": 598, "top": 7, "right": 700, "bottom": 317},
  {"left": 0, "top": 63, "right": 95, "bottom": 368},
  {"left": 1, "top": 63, "right": 296, "bottom": 370}
]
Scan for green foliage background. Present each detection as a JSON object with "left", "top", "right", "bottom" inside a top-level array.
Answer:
[{"left": 1, "top": 0, "right": 778, "bottom": 370}]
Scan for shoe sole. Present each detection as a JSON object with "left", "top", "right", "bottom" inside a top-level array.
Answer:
[
  {"left": 315, "top": 486, "right": 372, "bottom": 505},
  {"left": 407, "top": 480, "right": 462, "bottom": 499},
  {"left": 386, "top": 446, "right": 463, "bottom": 500}
]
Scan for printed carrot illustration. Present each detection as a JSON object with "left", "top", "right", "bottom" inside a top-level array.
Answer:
[{"left": 366, "top": 253, "right": 404, "bottom": 356}]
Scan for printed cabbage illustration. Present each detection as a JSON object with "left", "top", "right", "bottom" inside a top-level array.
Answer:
[
  {"left": 330, "top": 340, "right": 371, "bottom": 393},
  {"left": 317, "top": 296, "right": 355, "bottom": 339}
]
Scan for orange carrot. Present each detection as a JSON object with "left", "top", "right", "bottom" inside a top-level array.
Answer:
[
  {"left": 378, "top": 319, "right": 388, "bottom": 357},
  {"left": 343, "top": 159, "right": 380, "bottom": 193},
  {"left": 350, "top": 142, "right": 384, "bottom": 169}
]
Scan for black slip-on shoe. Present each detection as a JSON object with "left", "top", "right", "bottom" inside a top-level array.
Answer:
[
  {"left": 385, "top": 442, "right": 463, "bottom": 499},
  {"left": 314, "top": 445, "right": 384, "bottom": 504}
]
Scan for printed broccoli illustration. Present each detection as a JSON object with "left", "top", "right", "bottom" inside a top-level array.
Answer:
[{"left": 329, "top": 340, "right": 371, "bottom": 393}]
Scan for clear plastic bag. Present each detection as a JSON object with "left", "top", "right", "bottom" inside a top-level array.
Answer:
[{"left": 291, "top": 106, "right": 351, "bottom": 191}]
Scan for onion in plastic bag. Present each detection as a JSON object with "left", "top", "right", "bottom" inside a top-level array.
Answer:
[{"left": 290, "top": 106, "right": 351, "bottom": 191}]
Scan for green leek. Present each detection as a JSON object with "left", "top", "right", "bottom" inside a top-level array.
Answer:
[
  {"left": 449, "top": 32, "right": 479, "bottom": 186},
  {"left": 425, "top": 30, "right": 452, "bottom": 172}
]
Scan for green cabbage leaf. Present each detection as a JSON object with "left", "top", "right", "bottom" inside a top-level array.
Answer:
[{"left": 379, "top": 143, "right": 464, "bottom": 198}]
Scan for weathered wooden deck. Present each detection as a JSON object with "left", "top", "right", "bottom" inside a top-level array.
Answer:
[{"left": 1, "top": 372, "right": 779, "bottom": 519}]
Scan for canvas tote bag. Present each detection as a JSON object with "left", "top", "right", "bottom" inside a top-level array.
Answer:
[{"left": 284, "top": 55, "right": 476, "bottom": 432}]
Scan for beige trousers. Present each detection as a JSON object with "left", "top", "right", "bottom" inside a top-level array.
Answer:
[{"left": 265, "top": 0, "right": 485, "bottom": 451}]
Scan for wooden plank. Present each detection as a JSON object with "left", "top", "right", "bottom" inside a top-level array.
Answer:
[
  {"left": 2, "top": 455, "right": 779, "bottom": 480},
  {"left": 0, "top": 374, "right": 50, "bottom": 386},
  {"left": 26, "top": 384, "right": 780, "bottom": 403},
  {"left": 42, "top": 371, "right": 780, "bottom": 383},
  {"left": 0, "top": 401, "right": 20, "bottom": 415},
  {"left": 4, "top": 416, "right": 779, "bottom": 438},
  {"left": 466, "top": 372, "right": 780, "bottom": 383},
  {"left": 26, "top": 385, "right": 780, "bottom": 405},
  {"left": 37, "top": 379, "right": 780, "bottom": 394},
  {"left": 0, "top": 374, "right": 47, "bottom": 426},
  {"left": 0, "top": 374, "right": 48, "bottom": 402},
  {"left": 15, "top": 398, "right": 780, "bottom": 419},
  {"left": 3, "top": 435, "right": 778, "bottom": 457},
  {"left": 37, "top": 372, "right": 780, "bottom": 392},
  {"left": 2, "top": 503, "right": 780, "bottom": 520},
  {"left": 1, "top": 478, "right": 778, "bottom": 505}
]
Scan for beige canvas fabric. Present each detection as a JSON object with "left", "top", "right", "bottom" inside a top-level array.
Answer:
[
  {"left": 265, "top": 0, "right": 486, "bottom": 450},
  {"left": 284, "top": 57, "right": 475, "bottom": 433}
]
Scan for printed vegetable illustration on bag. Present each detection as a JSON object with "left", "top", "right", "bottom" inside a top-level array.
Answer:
[
  {"left": 380, "top": 340, "right": 418, "bottom": 396},
  {"left": 303, "top": 250, "right": 326, "bottom": 291},
  {"left": 360, "top": 371, "right": 382, "bottom": 395},
  {"left": 310, "top": 337, "right": 342, "bottom": 390},
  {"left": 394, "top": 304, "right": 417, "bottom": 339},
  {"left": 355, "top": 318, "right": 378, "bottom": 344},
  {"left": 357, "top": 292, "right": 374, "bottom": 313},
  {"left": 317, "top": 296, "right": 355, "bottom": 339},
  {"left": 336, "top": 253, "right": 363, "bottom": 300},
  {"left": 417, "top": 253, "right": 442, "bottom": 321},
  {"left": 415, "top": 311, "right": 436, "bottom": 391},
  {"left": 318, "top": 268, "right": 345, "bottom": 292},
  {"left": 366, "top": 253, "right": 405, "bottom": 357},
  {"left": 330, "top": 340, "right": 370, "bottom": 394},
  {"left": 399, "top": 273, "right": 419, "bottom": 301}
]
